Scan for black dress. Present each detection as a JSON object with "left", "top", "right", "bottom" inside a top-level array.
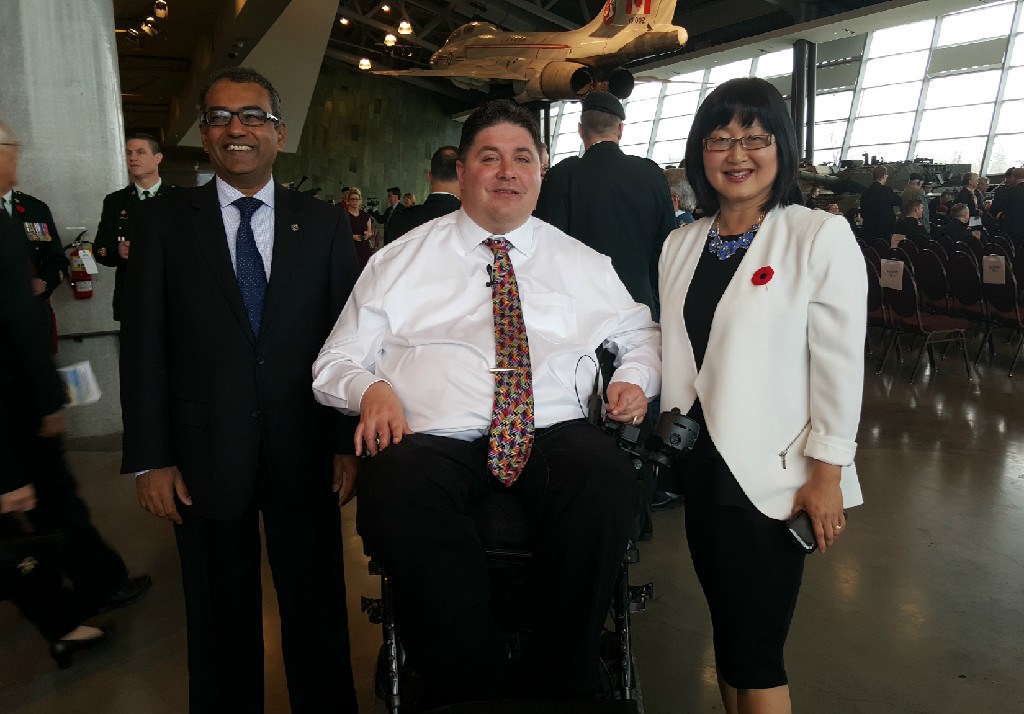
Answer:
[{"left": 679, "top": 230, "right": 806, "bottom": 690}]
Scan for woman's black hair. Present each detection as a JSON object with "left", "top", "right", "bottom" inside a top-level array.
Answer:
[{"left": 684, "top": 77, "right": 803, "bottom": 215}]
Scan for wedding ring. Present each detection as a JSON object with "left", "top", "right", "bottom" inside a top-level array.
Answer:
[
  {"left": 632, "top": 415, "right": 639, "bottom": 425},
  {"left": 834, "top": 525, "right": 843, "bottom": 531}
]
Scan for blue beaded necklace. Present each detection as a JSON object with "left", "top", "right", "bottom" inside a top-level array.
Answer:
[{"left": 706, "top": 212, "right": 766, "bottom": 260}]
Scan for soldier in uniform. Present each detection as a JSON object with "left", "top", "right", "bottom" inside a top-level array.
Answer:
[
  {"left": 94, "top": 133, "right": 176, "bottom": 321},
  {"left": 0, "top": 120, "right": 68, "bottom": 350}
]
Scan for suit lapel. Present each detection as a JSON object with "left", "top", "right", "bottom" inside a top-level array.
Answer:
[
  {"left": 189, "top": 181, "right": 256, "bottom": 344},
  {"left": 261, "top": 185, "right": 302, "bottom": 336}
]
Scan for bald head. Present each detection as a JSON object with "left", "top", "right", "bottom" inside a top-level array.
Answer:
[
  {"left": 1013, "top": 168, "right": 1024, "bottom": 183},
  {"left": 0, "top": 120, "right": 19, "bottom": 194}
]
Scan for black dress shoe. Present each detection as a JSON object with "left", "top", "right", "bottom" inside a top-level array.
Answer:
[
  {"left": 50, "top": 629, "right": 109, "bottom": 669},
  {"left": 96, "top": 574, "right": 153, "bottom": 613}
]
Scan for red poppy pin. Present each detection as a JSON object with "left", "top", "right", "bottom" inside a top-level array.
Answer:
[
  {"left": 752, "top": 266, "right": 774, "bottom": 286},
  {"left": 15, "top": 204, "right": 25, "bottom": 213}
]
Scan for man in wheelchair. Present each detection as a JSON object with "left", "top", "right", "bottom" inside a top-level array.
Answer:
[{"left": 312, "top": 99, "right": 660, "bottom": 707}]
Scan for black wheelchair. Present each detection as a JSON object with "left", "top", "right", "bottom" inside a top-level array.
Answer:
[{"left": 360, "top": 410, "right": 698, "bottom": 714}]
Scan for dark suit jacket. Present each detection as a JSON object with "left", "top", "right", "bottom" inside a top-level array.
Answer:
[
  {"left": 384, "top": 192, "right": 461, "bottom": 244},
  {"left": 369, "top": 201, "right": 405, "bottom": 228},
  {"left": 0, "top": 212, "right": 65, "bottom": 493},
  {"left": 939, "top": 219, "right": 973, "bottom": 244},
  {"left": 860, "top": 181, "right": 901, "bottom": 242},
  {"left": 534, "top": 141, "right": 676, "bottom": 319},
  {"left": 954, "top": 187, "right": 980, "bottom": 217},
  {"left": 119, "top": 180, "right": 358, "bottom": 520},
  {"left": 894, "top": 216, "right": 929, "bottom": 245},
  {"left": 94, "top": 182, "right": 178, "bottom": 321},
  {"left": 7, "top": 191, "right": 69, "bottom": 299}
]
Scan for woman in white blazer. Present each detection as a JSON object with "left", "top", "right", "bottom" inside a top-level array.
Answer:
[{"left": 659, "top": 78, "right": 867, "bottom": 714}]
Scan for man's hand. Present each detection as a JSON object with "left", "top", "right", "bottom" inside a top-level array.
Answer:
[
  {"left": 31, "top": 277, "right": 46, "bottom": 296},
  {"left": 790, "top": 459, "right": 845, "bottom": 553},
  {"left": 355, "top": 381, "right": 413, "bottom": 456},
  {"left": 604, "top": 382, "right": 648, "bottom": 424},
  {"left": 118, "top": 240, "right": 131, "bottom": 260},
  {"left": 37, "top": 410, "right": 66, "bottom": 438},
  {"left": 333, "top": 454, "right": 359, "bottom": 506},
  {"left": 0, "top": 484, "right": 37, "bottom": 514},
  {"left": 136, "top": 466, "right": 191, "bottom": 524}
]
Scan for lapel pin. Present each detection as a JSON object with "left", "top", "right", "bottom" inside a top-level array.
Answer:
[{"left": 291, "top": 224, "right": 299, "bottom": 232}]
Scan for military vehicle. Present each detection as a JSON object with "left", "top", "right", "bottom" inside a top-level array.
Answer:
[{"left": 799, "top": 159, "right": 973, "bottom": 214}]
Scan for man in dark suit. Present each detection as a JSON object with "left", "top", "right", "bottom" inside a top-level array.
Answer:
[
  {"left": 0, "top": 121, "right": 68, "bottom": 352},
  {"left": 534, "top": 91, "right": 675, "bottom": 320},
  {"left": 369, "top": 185, "right": 405, "bottom": 228},
  {"left": 860, "top": 164, "right": 901, "bottom": 242},
  {"left": 94, "top": 133, "right": 177, "bottom": 321},
  {"left": 895, "top": 199, "right": 929, "bottom": 246},
  {"left": 939, "top": 203, "right": 977, "bottom": 243},
  {"left": 384, "top": 145, "right": 461, "bottom": 243},
  {"left": 119, "top": 67, "right": 359, "bottom": 713},
  {"left": 955, "top": 172, "right": 980, "bottom": 218}
]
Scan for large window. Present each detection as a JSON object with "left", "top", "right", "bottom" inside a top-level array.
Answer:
[{"left": 548, "top": 0, "right": 1024, "bottom": 173}]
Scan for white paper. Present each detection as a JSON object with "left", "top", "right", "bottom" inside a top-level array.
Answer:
[
  {"left": 57, "top": 361, "right": 102, "bottom": 406},
  {"left": 78, "top": 245, "right": 99, "bottom": 274},
  {"left": 880, "top": 259, "right": 904, "bottom": 289},
  {"left": 982, "top": 255, "right": 1006, "bottom": 284},
  {"left": 969, "top": 216, "right": 982, "bottom": 227},
  {"left": 891, "top": 234, "right": 906, "bottom": 249}
]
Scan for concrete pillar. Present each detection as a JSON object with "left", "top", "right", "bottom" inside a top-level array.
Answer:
[{"left": 0, "top": 0, "right": 128, "bottom": 437}]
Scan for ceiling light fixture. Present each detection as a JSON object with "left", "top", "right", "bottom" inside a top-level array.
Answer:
[
  {"left": 153, "top": 0, "right": 168, "bottom": 19},
  {"left": 381, "top": 4, "right": 390, "bottom": 11},
  {"left": 141, "top": 18, "right": 159, "bottom": 36},
  {"left": 358, "top": 58, "right": 372, "bottom": 70},
  {"left": 398, "top": 20, "right": 412, "bottom": 35},
  {"left": 340, "top": 17, "right": 349, "bottom": 24},
  {"left": 384, "top": 33, "right": 397, "bottom": 46}
]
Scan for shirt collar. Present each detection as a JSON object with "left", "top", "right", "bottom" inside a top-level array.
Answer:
[
  {"left": 134, "top": 178, "right": 162, "bottom": 198},
  {"left": 1, "top": 190, "right": 12, "bottom": 207},
  {"left": 215, "top": 175, "right": 276, "bottom": 210},
  {"left": 454, "top": 209, "right": 535, "bottom": 257}
]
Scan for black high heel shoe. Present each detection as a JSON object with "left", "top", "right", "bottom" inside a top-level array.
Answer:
[{"left": 50, "top": 629, "right": 109, "bottom": 669}]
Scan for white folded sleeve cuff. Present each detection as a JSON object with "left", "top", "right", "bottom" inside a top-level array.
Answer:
[{"left": 804, "top": 432, "right": 857, "bottom": 467}]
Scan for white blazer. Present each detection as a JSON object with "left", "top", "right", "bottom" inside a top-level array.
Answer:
[{"left": 659, "top": 204, "right": 867, "bottom": 519}]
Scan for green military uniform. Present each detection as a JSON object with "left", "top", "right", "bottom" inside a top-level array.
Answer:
[
  {"left": 5, "top": 190, "right": 68, "bottom": 300},
  {"left": 94, "top": 182, "right": 176, "bottom": 321}
]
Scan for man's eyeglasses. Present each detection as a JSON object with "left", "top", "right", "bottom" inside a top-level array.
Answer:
[
  {"left": 703, "top": 134, "right": 774, "bottom": 152},
  {"left": 200, "top": 109, "right": 279, "bottom": 127}
]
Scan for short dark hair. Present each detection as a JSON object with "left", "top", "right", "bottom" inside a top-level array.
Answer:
[
  {"left": 903, "top": 198, "right": 923, "bottom": 214},
  {"left": 684, "top": 77, "right": 801, "bottom": 215},
  {"left": 962, "top": 172, "right": 977, "bottom": 186},
  {"left": 871, "top": 165, "right": 888, "bottom": 182},
  {"left": 950, "top": 202, "right": 969, "bottom": 220},
  {"left": 458, "top": 99, "right": 542, "bottom": 162},
  {"left": 430, "top": 145, "right": 459, "bottom": 182},
  {"left": 579, "top": 109, "right": 622, "bottom": 143},
  {"left": 126, "top": 133, "right": 161, "bottom": 155},
  {"left": 199, "top": 66, "right": 282, "bottom": 127},
  {"left": 387, "top": 187, "right": 400, "bottom": 196}
]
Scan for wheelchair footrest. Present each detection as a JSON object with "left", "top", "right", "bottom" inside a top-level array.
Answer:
[
  {"left": 361, "top": 595, "right": 385, "bottom": 624},
  {"left": 628, "top": 582, "right": 653, "bottom": 614}
]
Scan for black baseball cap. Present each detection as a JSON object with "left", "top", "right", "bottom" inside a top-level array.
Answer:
[{"left": 581, "top": 91, "right": 625, "bottom": 121}]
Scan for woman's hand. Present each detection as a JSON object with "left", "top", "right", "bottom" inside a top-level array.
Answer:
[{"left": 790, "top": 459, "right": 846, "bottom": 553}]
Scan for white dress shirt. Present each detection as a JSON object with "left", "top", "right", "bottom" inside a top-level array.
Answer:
[
  {"left": 135, "top": 178, "right": 162, "bottom": 200},
  {"left": 313, "top": 209, "right": 661, "bottom": 441},
  {"left": 215, "top": 176, "right": 275, "bottom": 279}
]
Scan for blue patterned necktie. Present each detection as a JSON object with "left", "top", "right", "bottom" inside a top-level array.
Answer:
[
  {"left": 232, "top": 197, "right": 266, "bottom": 337},
  {"left": 486, "top": 237, "right": 534, "bottom": 486}
]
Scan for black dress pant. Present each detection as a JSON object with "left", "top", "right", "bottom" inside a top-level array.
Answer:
[
  {"left": 356, "top": 420, "right": 635, "bottom": 704},
  {"left": 25, "top": 436, "right": 129, "bottom": 613},
  {"left": 173, "top": 453, "right": 357, "bottom": 714}
]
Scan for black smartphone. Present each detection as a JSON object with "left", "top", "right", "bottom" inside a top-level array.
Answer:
[
  {"left": 785, "top": 510, "right": 848, "bottom": 553},
  {"left": 785, "top": 511, "right": 817, "bottom": 554}
]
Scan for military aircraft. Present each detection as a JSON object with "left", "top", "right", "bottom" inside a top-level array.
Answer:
[{"left": 373, "top": 0, "right": 687, "bottom": 102}]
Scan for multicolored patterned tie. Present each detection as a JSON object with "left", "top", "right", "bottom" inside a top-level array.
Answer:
[{"left": 486, "top": 237, "right": 534, "bottom": 486}]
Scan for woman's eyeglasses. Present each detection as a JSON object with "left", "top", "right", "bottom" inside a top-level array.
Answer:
[{"left": 703, "top": 134, "right": 774, "bottom": 152}]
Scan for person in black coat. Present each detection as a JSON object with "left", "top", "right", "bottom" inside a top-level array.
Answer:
[
  {"left": 859, "top": 165, "right": 901, "bottom": 243},
  {"left": 94, "top": 133, "right": 178, "bottom": 321},
  {"left": 939, "top": 203, "right": 976, "bottom": 243},
  {"left": 120, "top": 67, "right": 359, "bottom": 713},
  {"left": 0, "top": 210, "right": 112, "bottom": 667},
  {"left": 535, "top": 91, "right": 676, "bottom": 320},
  {"left": 954, "top": 172, "right": 980, "bottom": 218},
  {"left": 384, "top": 145, "right": 462, "bottom": 243},
  {"left": 895, "top": 198, "right": 930, "bottom": 246}
]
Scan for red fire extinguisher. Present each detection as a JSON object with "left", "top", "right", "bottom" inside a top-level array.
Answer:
[{"left": 67, "top": 234, "right": 95, "bottom": 300}]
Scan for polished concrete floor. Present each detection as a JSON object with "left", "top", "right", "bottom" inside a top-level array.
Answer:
[{"left": 2, "top": 336, "right": 1024, "bottom": 713}]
